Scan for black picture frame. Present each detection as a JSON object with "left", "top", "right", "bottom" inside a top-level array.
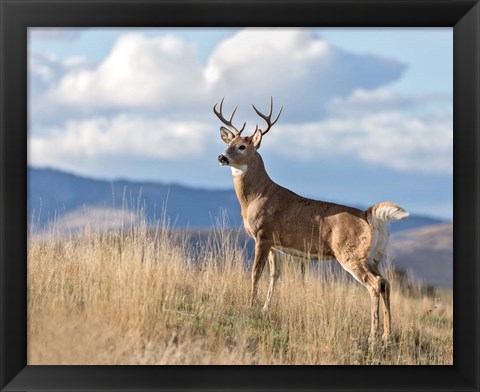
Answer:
[{"left": 1, "top": 0, "right": 479, "bottom": 391}]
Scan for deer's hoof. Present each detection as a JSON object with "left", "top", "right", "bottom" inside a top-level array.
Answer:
[{"left": 382, "top": 334, "right": 391, "bottom": 345}]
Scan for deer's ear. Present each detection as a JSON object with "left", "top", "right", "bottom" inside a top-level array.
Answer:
[
  {"left": 220, "top": 127, "right": 235, "bottom": 144},
  {"left": 251, "top": 128, "right": 263, "bottom": 149}
]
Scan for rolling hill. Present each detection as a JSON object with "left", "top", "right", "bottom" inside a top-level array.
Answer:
[{"left": 388, "top": 223, "right": 453, "bottom": 288}]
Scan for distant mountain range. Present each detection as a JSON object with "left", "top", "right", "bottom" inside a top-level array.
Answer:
[
  {"left": 28, "top": 166, "right": 445, "bottom": 233},
  {"left": 28, "top": 167, "right": 239, "bottom": 230}
]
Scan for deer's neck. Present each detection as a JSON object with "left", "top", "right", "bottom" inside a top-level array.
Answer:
[{"left": 232, "top": 153, "right": 274, "bottom": 212}]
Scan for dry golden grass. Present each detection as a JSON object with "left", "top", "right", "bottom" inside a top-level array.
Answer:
[{"left": 28, "top": 219, "right": 453, "bottom": 365}]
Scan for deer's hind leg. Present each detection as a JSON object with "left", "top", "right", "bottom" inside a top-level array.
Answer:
[
  {"left": 371, "top": 263, "right": 391, "bottom": 342},
  {"left": 380, "top": 278, "right": 391, "bottom": 342},
  {"left": 340, "top": 261, "right": 384, "bottom": 345}
]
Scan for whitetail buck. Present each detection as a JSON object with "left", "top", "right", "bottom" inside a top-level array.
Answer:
[{"left": 214, "top": 97, "right": 409, "bottom": 343}]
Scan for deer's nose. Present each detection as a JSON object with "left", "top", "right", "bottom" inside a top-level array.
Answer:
[{"left": 218, "top": 154, "right": 229, "bottom": 165}]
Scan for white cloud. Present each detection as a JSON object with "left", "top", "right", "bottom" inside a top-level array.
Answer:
[
  {"left": 327, "top": 87, "right": 451, "bottom": 115},
  {"left": 30, "top": 115, "right": 209, "bottom": 169},
  {"left": 205, "top": 29, "right": 331, "bottom": 85},
  {"left": 29, "top": 51, "right": 90, "bottom": 124},
  {"left": 206, "top": 28, "right": 405, "bottom": 121},
  {"left": 32, "top": 28, "right": 405, "bottom": 124},
  {"left": 48, "top": 34, "right": 207, "bottom": 111},
  {"left": 62, "top": 56, "right": 88, "bottom": 69},
  {"left": 265, "top": 89, "right": 452, "bottom": 174},
  {"left": 29, "top": 51, "right": 62, "bottom": 91}
]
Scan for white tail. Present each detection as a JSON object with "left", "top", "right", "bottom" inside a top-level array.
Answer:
[{"left": 369, "top": 201, "right": 410, "bottom": 222}]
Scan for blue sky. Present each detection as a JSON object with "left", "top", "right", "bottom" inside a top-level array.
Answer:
[{"left": 28, "top": 28, "right": 453, "bottom": 219}]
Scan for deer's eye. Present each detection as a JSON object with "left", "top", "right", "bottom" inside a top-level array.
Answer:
[{"left": 238, "top": 145, "right": 246, "bottom": 151}]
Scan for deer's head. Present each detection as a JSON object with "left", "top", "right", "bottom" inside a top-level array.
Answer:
[{"left": 214, "top": 97, "right": 282, "bottom": 171}]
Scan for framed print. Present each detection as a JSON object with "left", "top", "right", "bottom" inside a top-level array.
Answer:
[{"left": 1, "top": 0, "right": 479, "bottom": 391}]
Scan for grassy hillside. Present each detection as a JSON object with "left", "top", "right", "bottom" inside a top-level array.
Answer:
[{"left": 28, "top": 219, "right": 453, "bottom": 365}]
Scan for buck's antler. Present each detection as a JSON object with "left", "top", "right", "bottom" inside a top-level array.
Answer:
[
  {"left": 213, "top": 98, "right": 246, "bottom": 136},
  {"left": 252, "top": 97, "right": 283, "bottom": 135}
]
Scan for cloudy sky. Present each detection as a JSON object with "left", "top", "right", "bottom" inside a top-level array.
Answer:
[{"left": 28, "top": 28, "right": 453, "bottom": 219}]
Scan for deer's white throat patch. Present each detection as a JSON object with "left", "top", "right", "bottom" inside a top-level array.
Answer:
[{"left": 231, "top": 165, "right": 248, "bottom": 176}]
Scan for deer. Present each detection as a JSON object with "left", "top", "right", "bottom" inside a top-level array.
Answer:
[{"left": 214, "top": 97, "right": 409, "bottom": 344}]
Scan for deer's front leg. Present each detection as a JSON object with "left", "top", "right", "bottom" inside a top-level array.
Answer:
[
  {"left": 262, "top": 250, "right": 280, "bottom": 312},
  {"left": 250, "top": 241, "right": 272, "bottom": 307}
]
